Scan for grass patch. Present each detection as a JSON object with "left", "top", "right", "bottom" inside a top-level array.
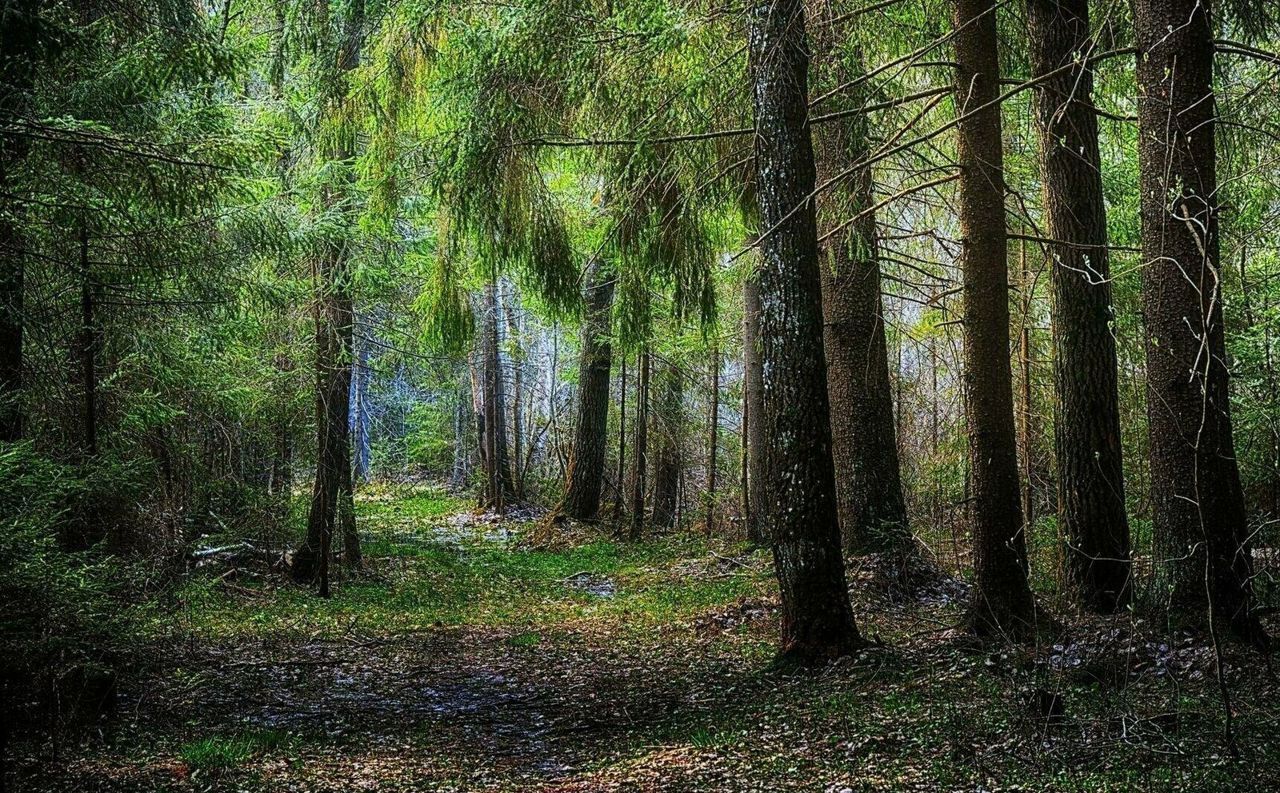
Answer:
[{"left": 179, "top": 729, "right": 290, "bottom": 772}]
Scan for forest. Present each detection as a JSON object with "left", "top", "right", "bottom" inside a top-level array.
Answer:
[{"left": 3, "top": 0, "right": 1280, "bottom": 789}]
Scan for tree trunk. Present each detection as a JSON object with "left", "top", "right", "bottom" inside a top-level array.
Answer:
[
  {"left": 482, "top": 276, "right": 514, "bottom": 511},
  {"left": 706, "top": 344, "right": 719, "bottom": 532},
  {"left": 629, "top": 348, "right": 650, "bottom": 539},
  {"left": 1026, "top": 0, "right": 1131, "bottom": 614},
  {"left": 614, "top": 356, "right": 627, "bottom": 518},
  {"left": 952, "top": 0, "right": 1036, "bottom": 637},
  {"left": 1133, "top": 0, "right": 1261, "bottom": 642},
  {"left": 1, "top": 210, "right": 22, "bottom": 444},
  {"left": 559, "top": 259, "right": 615, "bottom": 520},
  {"left": 742, "top": 275, "right": 767, "bottom": 546},
  {"left": 807, "top": 2, "right": 911, "bottom": 556},
  {"left": 79, "top": 228, "right": 98, "bottom": 459},
  {"left": 503, "top": 280, "right": 525, "bottom": 500},
  {"left": 0, "top": 0, "right": 36, "bottom": 445},
  {"left": 747, "top": 0, "right": 860, "bottom": 664},
  {"left": 295, "top": 0, "right": 365, "bottom": 584},
  {"left": 650, "top": 358, "right": 683, "bottom": 530}
]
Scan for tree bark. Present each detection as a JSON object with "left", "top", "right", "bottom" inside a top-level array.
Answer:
[
  {"left": 481, "top": 276, "right": 514, "bottom": 511},
  {"left": 295, "top": 0, "right": 365, "bottom": 584},
  {"left": 706, "top": 344, "right": 719, "bottom": 532},
  {"left": 78, "top": 228, "right": 98, "bottom": 459},
  {"left": 747, "top": 0, "right": 860, "bottom": 664},
  {"left": 1026, "top": 0, "right": 1131, "bottom": 613},
  {"left": 807, "top": 2, "right": 911, "bottom": 557},
  {"left": 952, "top": 0, "right": 1036, "bottom": 637},
  {"left": 650, "top": 358, "right": 683, "bottom": 529},
  {"left": 742, "top": 274, "right": 767, "bottom": 546},
  {"left": 1133, "top": 0, "right": 1262, "bottom": 642},
  {"left": 559, "top": 259, "right": 616, "bottom": 520},
  {"left": 629, "top": 348, "right": 650, "bottom": 539}
]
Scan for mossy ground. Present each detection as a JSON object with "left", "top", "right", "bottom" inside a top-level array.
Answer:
[{"left": 7, "top": 485, "right": 1280, "bottom": 791}]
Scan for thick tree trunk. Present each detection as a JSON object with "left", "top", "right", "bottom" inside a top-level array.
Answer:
[
  {"left": 747, "top": 0, "right": 860, "bottom": 664},
  {"left": 650, "top": 359, "right": 683, "bottom": 530},
  {"left": 952, "top": 0, "right": 1036, "bottom": 637},
  {"left": 480, "top": 277, "right": 515, "bottom": 510},
  {"left": 629, "top": 348, "right": 650, "bottom": 539},
  {"left": 807, "top": 2, "right": 911, "bottom": 557},
  {"left": 559, "top": 259, "right": 616, "bottom": 520},
  {"left": 1133, "top": 0, "right": 1262, "bottom": 642},
  {"left": 1026, "top": 0, "right": 1131, "bottom": 613},
  {"left": 742, "top": 275, "right": 767, "bottom": 546}
]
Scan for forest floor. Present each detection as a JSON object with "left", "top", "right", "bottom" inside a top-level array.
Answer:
[{"left": 7, "top": 485, "right": 1280, "bottom": 792}]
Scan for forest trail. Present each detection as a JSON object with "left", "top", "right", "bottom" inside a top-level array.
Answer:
[{"left": 8, "top": 486, "right": 1280, "bottom": 792}]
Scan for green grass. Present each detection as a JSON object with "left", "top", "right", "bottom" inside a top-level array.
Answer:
[
  {"left": 179, "top": 729, "right": 291, "bottom": 772},
  {"left": 173, "top": 488, "right": 768, "bottom": 640}
]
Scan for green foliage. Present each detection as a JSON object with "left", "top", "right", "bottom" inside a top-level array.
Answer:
[{"left": 180, "top": 729, "right": 292, "bottom": 773}]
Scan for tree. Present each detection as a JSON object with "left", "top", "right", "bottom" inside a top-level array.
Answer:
[
  {"left": 1133, "top": 0, "right": 1262, "bottom": 642},
  {"left": 0, "top": 0, "right": 40, "bottom": 444},
  {"left": 741, "top": 274, "right": 767, "bottom": 546},
  {"left": 558, "top": 258, "right": 616, "bottom": 520},
  {"left": 481, "top": 275, "right": 515, "bottom": 511},
  {"left": 629, "top": 347, "right": 650, "bottom": 539},
  {"left": 294, "top": 0, "right": 367, "bottom": 586},
  {"left": 952, "top": 0, "right": 1036, "bottom": 637},
  {"left": 747, "top": 0, "right": 860, "bottom": 663},
  {"left": 808, "top": 1, "right": 911, "bottom": 556},
  {"left": 650, "top": 357, "right": 684, "bottom": 529},
  {"left": 1026, "top": 0, "right": 1131, "bottom": 613}
]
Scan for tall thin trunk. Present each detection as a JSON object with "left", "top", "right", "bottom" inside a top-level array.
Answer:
[
  {"left": 748, "top": 0, "right": 860, "bottom": 664},
  {"left": 742, "top": 275, "right": 767, "bottom": 546},
  {"left": 650, "top": 358, "right": 683, "bottom": 530},
  {"left": 79, "top": 228, "right": 98, "bottom": 459},
  {"left": 1133, "top": 0, "right": 1261, "bottom": 642},
  {"left": 706, "top": 344, "right": 719, "bottom": 532},
  {"left": 629, "top": 349, "right": 650, "bottom": 539},
  {"left": 807, "top": 1, "right": 911, "bottom": 556},
  {"left": 614, "top": 356, "right": 627, "bottom": 519},
  {"left": 1017, "top": 237, "right": 1035, "bottom": 532},
  {"left": 296, "top": 0, "right": 365, "bottom": 584},
  {"left": 952, "top": 0, "right": 1036, "bottom": 637},
  {"left": 1, "top": 208, "right": 22, "bottom": 444},
  {"left": 503, "top": 281, "right": 525, "bottom": 499},
  {"left": 559, "top": 259, "right": 616, "bottom": 520},
  {"left": 1027, "top": 0, "right": 1131, "bottom": 613}
]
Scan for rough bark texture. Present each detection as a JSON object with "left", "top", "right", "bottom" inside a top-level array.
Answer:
[
  {"left": 294, "top": 0, "right": 365, "bottom": 584},
  {"left": 650, "top": 359, "right": 684, "bottom": 529},
  {"left": 629, "top": 349, "right": 650, "bottom": 540},
  {"left": 742, "top": 276, "right": 767, "bottom": 546},
  {"left": 952, "top": 0, "right": 1036, "bottom": 637},
  {"left": 481, "top": 277, "right": 515, "bottom": 511},
  {"left": 747, "top": 0, "right": 860, "bottom": 664},
  {"left": 706, "top": 345, "right": 719, "bottom": 532},
  {"left": 559, "top": 259, "right": 616, "bottom": 520},
  {"left": 1133, "top": 0, "right": 1262, "bottom": 642},
  {"left": 807, "top": 2, "right": 910, "bottom": 555},
  {"left": 1026, "top": 0, "right": 1131, "bottom": 613}
]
